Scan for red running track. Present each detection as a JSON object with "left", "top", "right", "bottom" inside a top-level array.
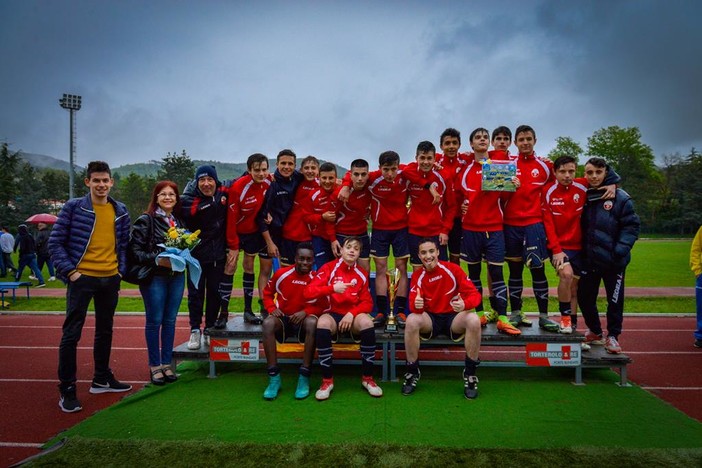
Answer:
[{"left": 0, "top": 313, "right": 700, "bottom": 466}]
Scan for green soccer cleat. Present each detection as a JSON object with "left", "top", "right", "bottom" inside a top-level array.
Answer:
[
  {"left": 295, "top": 375, "right": 310, "bottom": 400},
  {"left": 539, "top": 316, "right": 560, "bottom": 332},
  {"left": 263, "top": 374, "right": 282, "bottom": 400},
  {"left": 509, "top": 310, "right": 532, "bottom": 327},
  {"left": 484, "top": 309, "right": 499, "bottom": 324}
]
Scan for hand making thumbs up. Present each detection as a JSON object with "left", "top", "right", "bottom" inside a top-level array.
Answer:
[{"left": 414, "top": 287, "right": 424, "bottom": 310}]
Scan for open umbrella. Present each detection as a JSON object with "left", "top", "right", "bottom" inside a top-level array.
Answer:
[{"left": 25, "top": 213, "right": 58, "bottom": 224}]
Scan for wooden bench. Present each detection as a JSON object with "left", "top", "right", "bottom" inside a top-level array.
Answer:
[
  {"left": 0, "top": 281, "right": 32, "bottom": 304},
  {"left": 173, "top": 314, "right": 632, "bottom": 386}
]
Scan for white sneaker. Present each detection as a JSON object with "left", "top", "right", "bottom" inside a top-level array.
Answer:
[
  {"left": 581, "top": 342, "right": 591, "bottom": 351},
  {"left": 49, "top": 276, "right": 56, "bottom": 282},
  {"left": 203, "top": 334, "right": 210, "bottom": 347},
  {"left": 187, "top": 330, "right": 201, "bottom": 350},
  {"left": 361, "top": 377, "right": 383, "bottom": 397},
  {"left": 28, "top": 275, "right": 37, "bottom": 280},
  {"left": 315, "top": 378, "right": 334, "bottom": 400}
]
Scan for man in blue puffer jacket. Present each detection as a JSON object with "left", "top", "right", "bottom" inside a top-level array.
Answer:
[
  {"left": 49, "top": 161, "right": 132, "bottom": 413},
  {"left": 578, "top": 157, "right": 640, "bottom": 355}
]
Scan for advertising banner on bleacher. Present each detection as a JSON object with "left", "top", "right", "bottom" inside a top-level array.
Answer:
[
  {"left": 210, "top": 338, "right": 260, "bottom": 361},
  {"left": 525, "top": 343, "right": 580, "bottom": 366}
]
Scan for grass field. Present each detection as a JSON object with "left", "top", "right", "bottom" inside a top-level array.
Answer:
[
  {"left": 8, "top": 239, "right": 696, "bottom": 290},
  {"left": 36, "top": 363, "right": 702, "bottom": 466}
]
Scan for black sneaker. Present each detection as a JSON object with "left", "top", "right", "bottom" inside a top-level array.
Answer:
[
  {"left": 463, "top": 372, "right": 479, "bottom": 400},
  {"left": 695, "top": 339, "right": 702, "bottom": 348},
  {"left": 89, "top": 374, "right": 132, "bottom": 394},
  {"left": 59, "top": 385, "right": 82, "bottom": 413},
  {"left": 213, "top": 314, "right": 229, "bottom": 329},
  {"left": 243, "top": 310, "right": 263, "bottom": 325},
  {"left": 401, "top": 370, "right": 420, "bottom": 396},
  {"left": 373, "top": 313, "right": 386, "bottom": 327}
]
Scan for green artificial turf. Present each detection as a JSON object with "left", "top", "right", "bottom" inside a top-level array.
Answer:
[{"left": 49, "top": 362, "right": 702, "bottom": 450}]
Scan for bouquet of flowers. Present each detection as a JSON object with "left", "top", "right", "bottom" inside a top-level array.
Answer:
[
  {"left": 157, "top": 226, "right": 202, "bottom": 284},
  {"left": 164, "top": 227, "right": 201, "bottom": 250}
]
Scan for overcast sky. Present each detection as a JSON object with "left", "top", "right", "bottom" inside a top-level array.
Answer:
[{"left": 1, "top": 0, "right": 700, "bottom": 170}]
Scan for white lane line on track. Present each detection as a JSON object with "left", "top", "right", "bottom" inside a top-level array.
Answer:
[
  {"left": 0, "top": 346, "right": 147, "bottom": 351},
  {"left": 0, "top": 378, "right": 147, "bottom": 384},
  {"left": 0, "top": 442, "right": 44, "bottom": 448},
  {"left": 641, "top": 386, "right": 702, "bottom": 391}
]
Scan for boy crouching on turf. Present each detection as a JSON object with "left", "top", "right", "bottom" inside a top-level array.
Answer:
[
  {"left": 403, "top": 238, "right": 483, "bottom": 399},
  {"left": 261, "top": 243, "right": 318, "bottom": 400},
  {"left": 305, "top": 236, "right": 382, "bottom": 400}
]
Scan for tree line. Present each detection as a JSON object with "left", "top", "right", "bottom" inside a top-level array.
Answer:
[{"left": 2, "top": 126, "right": 701, "bottom": 235}]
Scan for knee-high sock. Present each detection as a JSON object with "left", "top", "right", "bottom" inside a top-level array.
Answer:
[
  {"left": 487, "top": 263, "right": 507, "bottom": 315},
  {"left": 243, "top": 272, "right": 255, "bottom": 312},
  {"left": 359, "top": 328, "right": 376, "bottom": 377},
  {"left": 531, "top": 267, "right": 549, "bottom": 315},
  {"left": 218, "top": 274, "right": 233, "bottom": 314},
  {"left": 464, "top": 356, "right": 480, "bottom": 377},
  {"left": 467, "top": 263, "right": 484, "bottom": 312},
  {"left": 508, "top": 261, "right": 524, "bottom": 312},
  {"left": 316, "top": 329, "right": 334, "bottom": 379}
]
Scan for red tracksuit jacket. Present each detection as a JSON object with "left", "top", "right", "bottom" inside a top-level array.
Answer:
[
  {"left": 305, "top": 258, "right": 373, "bottom": 316},
  {"left": 408, "top": 260, "right": 482, "bottom": 314}
]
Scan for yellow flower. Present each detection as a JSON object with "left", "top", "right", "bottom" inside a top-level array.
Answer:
[{"left": 168, "top": 230, "right": 179, "bottom": 239}]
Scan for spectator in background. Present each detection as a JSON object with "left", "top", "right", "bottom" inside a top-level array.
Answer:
[
  {"left": 14, "top": 224, "right": 46, "bottom": 287},
  {"left": 0, "top": 226, "right": 16, "bottom": 276},
  {"left": 690, "top": 225, "right": 702, "bottom": 349},
  {"left": 32, "top": 222, "right": 56, "bottom": 282}
]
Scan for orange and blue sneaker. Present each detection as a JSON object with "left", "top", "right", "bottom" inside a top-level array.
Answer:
[
  {"left": 497, "top": 316, "right": 522, "bottom": 335},
  {"left": 396, "top": 313, "right": 407, "bottom": 328}
]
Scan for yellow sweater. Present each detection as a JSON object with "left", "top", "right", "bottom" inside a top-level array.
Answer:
[
  {"left": 691, "top": 226, "right": 702, "bottom": 277},
  {"left": 77, "top": 203, "right": 118, "bottom": 277}
]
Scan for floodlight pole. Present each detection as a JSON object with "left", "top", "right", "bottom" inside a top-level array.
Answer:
[{"left": 59, "top": 94, "right": 82, "bottom": 199}]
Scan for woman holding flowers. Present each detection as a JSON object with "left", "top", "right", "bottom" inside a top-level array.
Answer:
[{"left": 128, "top": 181, "right": 189, "bottom": 385}]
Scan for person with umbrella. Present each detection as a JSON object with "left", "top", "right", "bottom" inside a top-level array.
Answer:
[
  {"left": 14, "top": 224, "right": 46, "bottom": 287},
  {"left": 30, "top": 222, "right": 56, "bottom": 282}
]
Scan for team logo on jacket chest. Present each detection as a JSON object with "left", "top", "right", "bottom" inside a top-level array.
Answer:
[
  {"left": 531, "top": 169, "right": 540, "bottom": 178},
  {"left": 603, "top": 200, "right": 613, "bottom": 211},
  {"left": 573, "top": 194, "right": 581, "bottom": 203}
]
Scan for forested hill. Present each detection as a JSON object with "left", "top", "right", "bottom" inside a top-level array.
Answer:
[{"left": 112, "top": 160, "right": 249, "bottom": 180}]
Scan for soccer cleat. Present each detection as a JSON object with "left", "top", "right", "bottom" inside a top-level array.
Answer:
[
  {"left": 58, "top": 385, "right": 82, "bottom": 413},
  {"left": 213, "top": 313, "right": 229, "bottom": 330},
  {"left": 373, "top": 312, "right": 386, "bottom": 327},
  {"left": 401, "top": 371, "right": 421, "bottom": 396},
  {"left": 558, "top": 316, "right": 573, "bottom": 334},
  {"left": 243, "top": 310, "right": 263, "bottom": 325},
  {"left": 89, "top": 374, "right": 132, "bottom": 394},
  {"left": 295, "top": 375, "right": 310, "bottom": 400},
  {"left": 396, "top": 313, "right": 407, "bottom": 328},
  {"left": 187, "top": 330, "right": 201, "bottom": 350},
  {"left": 263, "top": 374, "right": 282, "bottom": 400},
  {"left": 509, "top": 310, "right": 532, "bottom": 327},
  {"left": 584, "top": 330, "right": 605, "bottom": 345},
  {"left": 539, "top": 316, "right": 560, "bottom": 332},
  {"left": 463, "top": 372, "right": 479, "bottom": 399},
  {"left": 361, "top": 376, "right": 383, "bottom": 397},
  {"left": 497, "top": 317, "right": 522, "bottom": 335},
  {"left": 605, "top": 335, "right": 622, "bottom": 354},
  {"left": 484, "top": 309, "right": 499, "bottom": 324},
  {"left": 477, "top": 311, "right": 487, "bottom": 327},
  {"left": 315, "top": 378, "right": 334, "bottom": 401}
]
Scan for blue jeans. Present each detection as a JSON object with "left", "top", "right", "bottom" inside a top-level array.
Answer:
[
  {"left": 141, "top": 273, "right": 185, "bottom": 366},
  {"left": 16, "top": 254, "right": 44, "bottom": 283},
  {"left": 695, "top": 274, "right": 702, "bottom": 341}
]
